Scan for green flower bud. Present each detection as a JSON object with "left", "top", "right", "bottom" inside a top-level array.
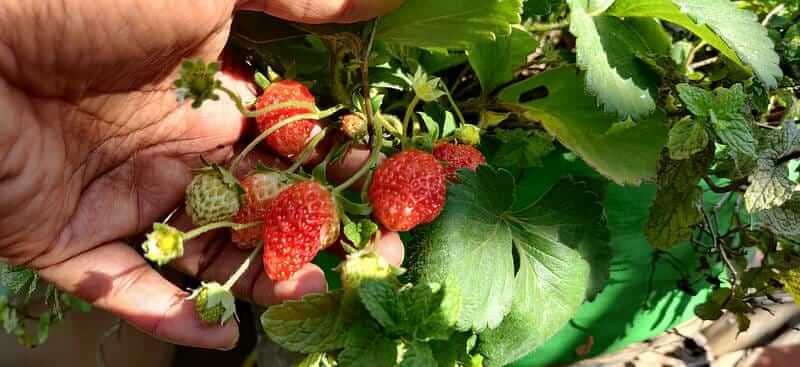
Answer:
[{"left": 455, "top": 125, "right": 481, "bottom": 146}]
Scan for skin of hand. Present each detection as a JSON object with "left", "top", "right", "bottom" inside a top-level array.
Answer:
[{"left": 0, "top": 0, "right": 404, "bottom": 350}]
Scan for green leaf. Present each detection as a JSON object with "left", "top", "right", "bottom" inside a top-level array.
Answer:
[
  {"left": 400, "top": 282, "right": 461, "bottom": 341},
  {"left": 645, "top": 147, "right": 714, "bottom": 249},
  {"left": 498, "top": 66, "right": 668, "bottom": 185},
  {"left": 358, "top": 281, "right": 402, "bottom": 333},
  {"left": 400, "top": 341, "right": 437, "bottom": 367},
  {"left": 477, "top": 178, "right": 606, "bottom": 366},
  {"left": 667, "top": 117, "right": 710, "bottom": 160},
  {"left": 0, "top": 264, "right": 39, "bottom": 299},
  {"left": 694, "top": 300, "right": 723, "bottom": 320},
  {"left": 492, "top": 129, "right": 556, "bottom": 169},
  {"left": 409, "top": 167, "right": 516, "bottom": 331},
  {"left": 343, "top": 219, "right": 380, "bottom": 248},
  {"left": 607, "top": 0, "right": 783, "bottom": 88},
  {"left": 713, "top": 84, "right": 747, "bottom": 116},
  {"left": 568, "top": 0, "right": 670, "bottom": 118},
  {"left": 376, "top": 0, "right": 523, "bottom": 50},
  {"left": 710, "top": 110, "right": 757, "bottom": 159},
  {"left": 744, "top": 158, "right": 796, "bottom": 212},
  {"left": 261, "top": 291, "right": 346, "bottom": 353},
  {"left": 418, "top": 112, "right": 441, "bottom": 141},
  {"left": 677, "top": 84, "right": 715, "bottom": 117},
  {"left": 468, "top": 26, "right": 536, "bottom": 93},
  {"left": 338, "top": 322, "right": 398, "bottom": 367},
  {"left": 430, "top": 332, "right": 477, "bottom": 367},
  {"left": 760, "top": 195, "right": 800, "bottom": 240}
]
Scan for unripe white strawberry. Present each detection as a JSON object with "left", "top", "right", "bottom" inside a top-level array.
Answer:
[{"left": 185, "top": 165, "right": 243, "bottom": 226}]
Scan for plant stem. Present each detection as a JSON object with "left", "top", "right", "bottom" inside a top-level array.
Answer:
[
  {"left": 763, "top": 4, "right": 785, "bottom": 26},
  {"left": 222, "top": 246, "right": 262, "bottom": 290},
  {"left": 184, "top": 221, "right": 260, "bottom": 240},
  {"left": 287, "top": 127, "right": 330, "bottom": 173},
  {"left": 690, "top": 56, "right": 719, "bottom": 70},
  {"left": 402, "top": 95, "right": 421, "bottom": 138},
  {"left": 216, "top": 86, "right": 317, "bottom": 119},
  {"left": 229, "top": 106, "right": 343, "bottom": 172},
  {"left": 527, "top": 20, "right": 569, "bottom": 32},
  {"left": 440, "top": 80, "right": 467, "bottom": 127},
  {"left": 334, "top": 18, "right": 382, "bottom": 196},
  {"left": 686, "top": 41, "right": 708, "bottom": 72}
]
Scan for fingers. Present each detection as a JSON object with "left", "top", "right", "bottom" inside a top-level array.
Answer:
[
  {"left": 37, "top": 243, "right": 239, "bottom": 350},
  {"left": 237, "top": 0, "right": 405, "bottom": 24},
  {"left": 374, "top": 231, "right": 405, "bottom": 267}
]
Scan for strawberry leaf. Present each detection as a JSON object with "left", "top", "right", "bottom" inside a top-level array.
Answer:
[
  {"left": 467, "top": 26, "right": 536, "bottom": 93},
  {"left": 409, "top": 166, "right": 610, "bottom": 365},
  {"left": 568, "top": 0, "right": 671, "bottom": 118},
  {"left": 337, "top": 321, "right": 398, "bottom": 367},
  {"left": 399, "top": 341, "right": 437, "bottom": 367},
  {"left": 608, "top": 0, "right": 783, "bottom": 88},
  {"left": 498, "top": 66, "right": 668, "bottom": 185},
  {"left": 261, "top": 291, "right": 347, "bottom": 353},
  {"left": 376, "top": 0, "right": 523, "bottom": 50},
  {"left": 667, "top": 117, "right": 710, "bottom": 160}
]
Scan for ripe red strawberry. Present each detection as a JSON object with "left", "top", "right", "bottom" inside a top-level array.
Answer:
[
  {"left": 368, "top": 150, "right": 446, "bottom": 232},
  {"left": 232, "top": 172, "right": 292, "bottom": 249},
  {"left": 262, "top": 181, "right": 339, "bottom": 281},
  {"left": 433, "top": 143, "right": 486, "bottom": 182},
  {"left": 255, "top": 80, "right": 321, "bottom": 158}
]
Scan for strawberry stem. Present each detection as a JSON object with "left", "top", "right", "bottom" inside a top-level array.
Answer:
[
  {"left": 440, "top": 80, "right": 466, "bottom": 127},
  {"left": 333, "top": 109, "right": 382, "bottom": 195},
  {"left": 287, "top": 127, "right": 330, "bottom": 174},
  {"left": 401, "top": 95, "right": 421, "bottom": 139},
  {"left": 222, "top": 245, "right": 262, "bottom": 290},
  {"left": 229, "top": 105, "right": 344, "bottom": 173},
  {"left": 184, "top": 221, "right": 260, "bottom": 241},
  {"left": 216, "top": 84, "right": 316, "bottom": 118}
]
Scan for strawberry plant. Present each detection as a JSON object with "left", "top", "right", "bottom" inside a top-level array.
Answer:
[{"left": 2, "top": 0, "right": 800, "bottom": 366}]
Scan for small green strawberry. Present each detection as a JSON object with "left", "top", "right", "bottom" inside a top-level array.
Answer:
[
  {"left": 188, "top": 282, "right": 236, "bottom": 325},
  {"left": 185, "top": 164, "right": 243, "bottom": 226},
  {"left": 339, "top": 252, "right": 404, "bottom": 319},
  {"left": 141, "top": 223, "right": 184, "bottom": 266},
  {"left": 339, "top": 252, "right": 402, "bottom": 290},
  {"left": 455, "top": 124, "right": 481, "bottom": 145}
]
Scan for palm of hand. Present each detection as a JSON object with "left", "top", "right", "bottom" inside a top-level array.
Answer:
[
  {"left": 0, "top": 0, "right": 404, "bottom": 350},
  {"left": 0, "top": 0, "right": 266, "bottom": 348}
]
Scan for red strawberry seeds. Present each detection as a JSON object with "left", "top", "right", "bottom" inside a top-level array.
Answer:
[
  {"left": 232, "top": 172, "right": 291, "bottom": 249},
  {"left": 255, "top": 80, "right": 320, "bottom": 158},
  {"left": 368, "top": 150, "right": 446, "bottom": 232},
  {"left": 432, "top": 143, "right": 486, "bottom": 182},
  {"left": 262, "top": 181, "right": 338, "bottom": 281}
]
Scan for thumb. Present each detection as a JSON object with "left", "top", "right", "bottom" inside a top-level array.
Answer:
[{"left": 237, "top": 0, "right": 405, "bottom": 24}]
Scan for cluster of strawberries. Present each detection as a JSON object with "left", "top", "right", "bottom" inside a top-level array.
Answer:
[{"left": 144, "top": 73, "right": 484, "bottom": 325}]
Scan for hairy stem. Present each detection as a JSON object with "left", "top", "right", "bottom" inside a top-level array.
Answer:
[
  {"left": 229, "top": 106, "right": 343, "bottom": 172},
  {"left": 222, "top": 246, "right": 262, "bottom": 290},
  {"left": 402, "top": 95, "right": 421, "bottom": 138},
  {"left": 287, "top": 127, "right": 330, "bottom": 173},
  {"left": 440, "top": 80, "right": 467, "bottom": 127},
  {"left": 184, "top": 221, "right": 260, "bottom": 241}
]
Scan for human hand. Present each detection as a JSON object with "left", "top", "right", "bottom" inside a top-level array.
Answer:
[{"left": 0, "top": 0, "right": 403, "bottom": 350}]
